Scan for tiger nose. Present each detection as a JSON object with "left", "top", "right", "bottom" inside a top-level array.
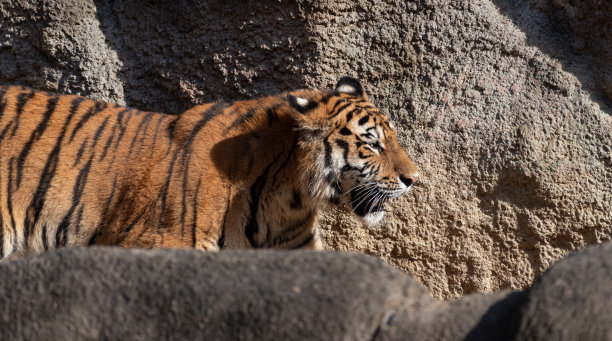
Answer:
[{"left": 399, "top": 174, "right": 419, "bottom": 187}]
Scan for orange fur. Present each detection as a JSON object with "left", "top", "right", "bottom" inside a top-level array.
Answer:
[{"left": 0, "top": 77, "right": 418, "bottom": 258}]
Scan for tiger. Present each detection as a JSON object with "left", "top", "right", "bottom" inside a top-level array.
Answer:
[{"left": 0, "top": 77, "right": 418, "bottom": 258}]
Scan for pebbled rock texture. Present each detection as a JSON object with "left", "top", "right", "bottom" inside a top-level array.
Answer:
[
  {"left": 0, "top": 0, "right": 611, "bottom": 299},
  {"left": 0, "top": 243, "right": 610, "bottom": 340}
]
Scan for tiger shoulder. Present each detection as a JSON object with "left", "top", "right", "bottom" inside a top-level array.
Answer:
[{"left": 0, "top": 77, "right": 418, "bottom": 258}]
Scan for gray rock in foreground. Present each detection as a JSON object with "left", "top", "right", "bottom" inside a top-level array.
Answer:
[
  {"left": 0, "top": 242, "right": 610, "bottom": 340},
  {"left": 515, "top": 241, "right": 612, "bottom": 340},
  {"left": 0, "top": 248, "right": 426, "bottom": 340}
]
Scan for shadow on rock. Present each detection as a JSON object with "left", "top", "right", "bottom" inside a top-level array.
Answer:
[
  {"left": 491, "top": 0, "right": 611, "bottom": 112},
  {"left": 93, "top": 0, "right": 317, "bottom": 113}
]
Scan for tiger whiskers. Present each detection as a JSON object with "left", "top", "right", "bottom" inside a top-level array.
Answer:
[{"left": 349, "top": 185, "right": 379, "bottom": 213}]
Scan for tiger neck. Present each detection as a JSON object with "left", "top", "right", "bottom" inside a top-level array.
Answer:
[{"left": 224, "top": 101, "right": 324, "bottom": 248}]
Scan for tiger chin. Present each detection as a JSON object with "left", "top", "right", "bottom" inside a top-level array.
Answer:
[{"left": 0, "top": 76, "right": 417, "bottom": 258}]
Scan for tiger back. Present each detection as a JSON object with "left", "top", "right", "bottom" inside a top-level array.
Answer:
[{"left": 0, "top": 77, "right": 418, "bottom": 258}]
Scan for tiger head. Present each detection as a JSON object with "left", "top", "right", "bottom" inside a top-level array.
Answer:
[{"left": 288, "top": 77, "right": 419, "bottom": 226}]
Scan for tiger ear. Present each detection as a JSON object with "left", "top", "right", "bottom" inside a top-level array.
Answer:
[
  {"left": 334, "top": 76, "right": 365, "bottom": 98},
  {"left": 287, "top": 94, "right": 329, "bottom": 134},
  {"left": 288, "top": 94, "right": 318, "bottom": 114}
]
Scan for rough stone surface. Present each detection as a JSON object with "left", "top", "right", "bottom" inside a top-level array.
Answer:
[
  {"left": 515, "top": 242, "right": 612, "bottom": 340},
  {"left": 310, "top": 0, "right": 612, "bottom": 299},
  {"left": 0, "top": 247, "right": 420, "bottom": 340},
  {"left": 0, "top": 0, "right": 611, "bottom": 299},
  {"left": 1, "top": 243, "right": 610, "bottom": 340},
  {"left": 521, "top": 0, "right": 612, "bottom": 100},
  {"left": 0, "top": 0, "right": 124, "bottom": 103}
]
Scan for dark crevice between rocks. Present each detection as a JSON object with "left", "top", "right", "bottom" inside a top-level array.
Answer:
[{"left": 464, "top": 291, "right": 527, "bottom": 341}]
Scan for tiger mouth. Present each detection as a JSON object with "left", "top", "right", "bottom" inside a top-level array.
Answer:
[{"left": 350, "top": 187, "right": 388, "bottom": 216}]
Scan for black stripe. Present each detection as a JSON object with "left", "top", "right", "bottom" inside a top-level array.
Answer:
[
  {"left": 100, "top": 122, "right": 117, "bottom": 161},
  {"left": 15, "top": 96, "right": 58, "bottom": 188},
  {"left": 0, "top": 121, "right": 13, "bottom": 142},
  {"left": 56, "top": 153, "right": 94, "bottom": 247},
  {"left": 329, "top": 98, "right": 346, "bottom": 115},
  {"left": 345, "top": 110, "right": 354, "bottom": 122},
  {"left": 158, "top": 103, "right": 226, "bottom": 230},
  {"left": 358, "top": 150, "right": 370, "bottom": 159},
  {"left": 244, "top": 152, "right": 282, "bottom": 247},
  {"left": 217, "top": 226, "right": 225, "bottom": 249},
  {"left": 69, "top": 101, "right": 107, "bottom": 143},
  {"left": 180, "top": 169, "right": 188, "bottom": 233},
  {"left": 75, "top": 206, "right": 84, "bottom": 234},
  {"left": 340, "top": 164, "right": 359, "bottom": 174},
  {"left": 270, "top": 138, "right": 298, "bottom": 186},
  {"left": 106, "top": 109, "right": 133, "bottom": 168},
  {"left": 218, "top": 189, "right": 231, "bottom": 249},
  {"left": 150, "top": 115, "right": 166, "bottom": 155},
  {"left": 358, "top": 115, "right": 370, "bottom": 125},
  {"left": 10, "top": 90, "right": 35, "bottom": 137},
  {"left": 291, "top": 233, "right": 314, "bottom": 249},
  {"left": 164, "top": 117, "right": 178, "bottom": 156},
  {"left": 69, "top": 97, "right": 85, "bottom": 116},
  {"left": 324, "top": 137, "right": 333, "bottom": 167},
  {"left": 321, "top": 94, "right": 333, "bottom": 105},
  {"left": 91, "top": 116, "right": 110, "bottom": 151},
  {"left": 180, "top": 104, "right": 226, "bottom": 217},
  {"left": 23, "top": 97, "right": 83, "bottom": 242},
  {"left": 128, "top": 112, "right": 154, "bottom": 156},
  {"left": 289, "top": 189, "right": 303, "bottom": 210},
  {"left": 88, "top": 177, "right": 118, "bottom": 245},
  {"left": 166, "top": 116, "right": 178, "bottom": 141},
  {"left": 158, "top": 147, "right": 181, "bottom": 230},
  {"left": 6, "top": 159, "right": 17, "bottom": 236},
  {"left": 117, "top": 209, "right": 147, "bottom": 243},
  {"left": 41, "top": 223, "right": 48, "bottom": 251},
  {"left": 339, "top": 127, "right": 352, "bottom": 135},
  {"left": 74, "top": 137, "right": 89, "bottom": 166},
  {"left": 329, "top": 102, "right": 352, "bottom": 118},
  {"left": 225, "top": 107, "right": 258, "bottom": 133},
  {"left": 113, "top": 109, "right": 132, "bottom": 151},
  {"left": 266, "top": 108, "right": 278, "bottom": 126},
  {"left": 184, "top": 103, "right": 226, "bottom": 151},
  {"left": 267, "top": 212, "right": 314, "bottom": 247},
  {"left": 335, "top": 139, "right": 350, "bottom": 157},
  {"left": 191, "top": 177, "right": 202, "bottom": 248},
  {"left": 340, "top": 108, "right": 361, "bottom": 122}
]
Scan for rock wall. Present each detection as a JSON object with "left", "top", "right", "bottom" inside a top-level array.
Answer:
[{"left": 0, "top": 0, "right": 610, "bottom": 299}]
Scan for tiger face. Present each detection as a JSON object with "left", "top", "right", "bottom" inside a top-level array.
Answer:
[{"left": 288, "top": 77, "right": 419, "bottom": 226}]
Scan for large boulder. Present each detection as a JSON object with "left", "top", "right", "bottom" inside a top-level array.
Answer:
[
  {"left": 0, "top": 247, "right": 424, "bottom": 340},
  {"left": 0, "top": 242, "right": 610, "bottom": 340},
  {"left": 515, "top": 241, "right": 612, "bottom": 340},
  {"left": 1, "top": 0, "right": 611, "bottom": 299},
  {"left": 0, "top": 247, "right": 436, "bottom": 340}
]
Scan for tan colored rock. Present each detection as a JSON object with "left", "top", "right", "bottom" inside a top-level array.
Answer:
[{"left": 315, "top": 0, "right": 612, "bottom": 299}]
